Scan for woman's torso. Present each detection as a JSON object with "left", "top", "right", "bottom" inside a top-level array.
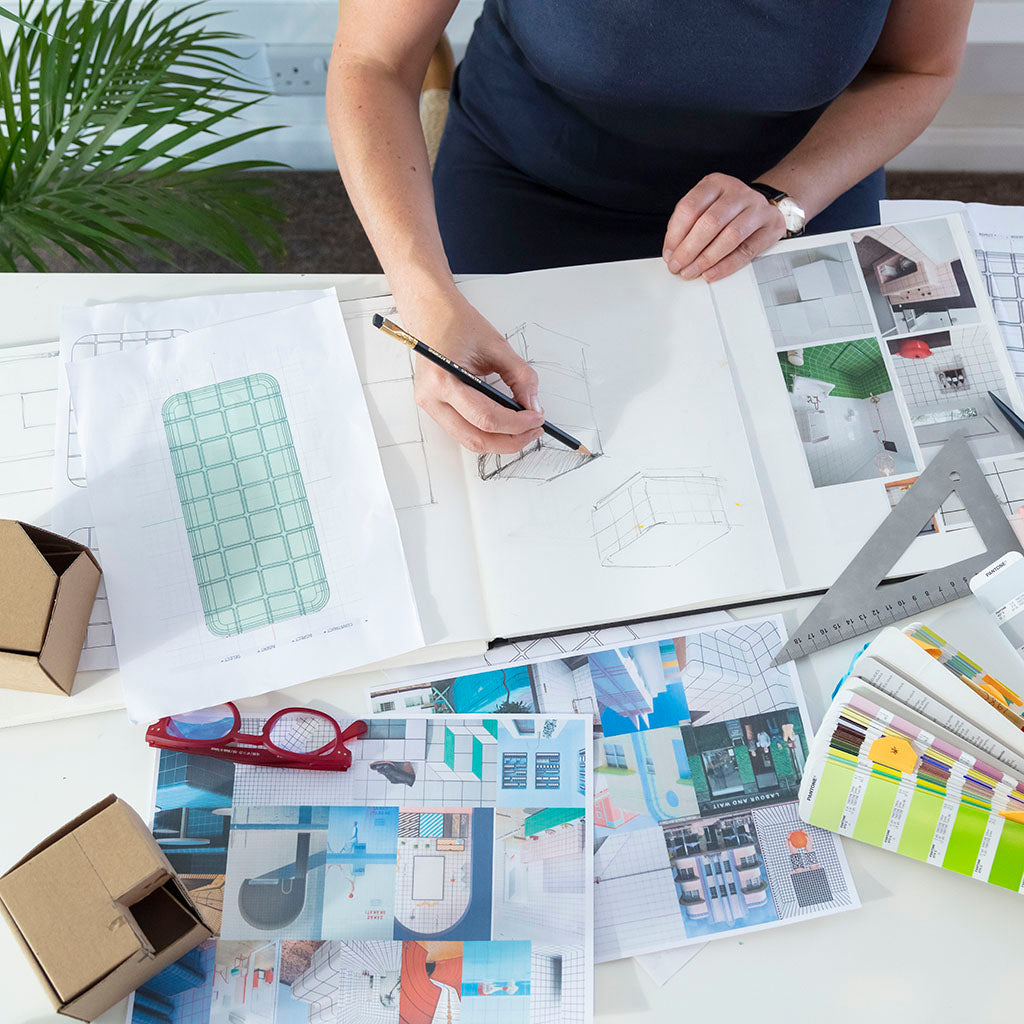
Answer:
[{"left": 450, "top": 0, "right": 893, "bottom": 212}]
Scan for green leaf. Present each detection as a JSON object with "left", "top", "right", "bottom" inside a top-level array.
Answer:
[{"left": 0, "top": 0, "right": 288, "bottom": 271}]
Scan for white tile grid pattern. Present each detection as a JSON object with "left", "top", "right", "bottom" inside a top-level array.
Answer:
[
  {"left": 679, "top": 622, "right": 796, "bottom": 724},
  {"left": 491, "top": 820, "right": 586, "bottom": 945},
  {"left": 592, "top": 828, "right": 684, "bottom": 961},
  {"left": 394, "top": 813, "right": 473, "bottom": 935},
  {"left": 751, "top": 805, "right": 855, "bottom": 920},
  {"left": 890, "top": 325, "right": 1004, "bottom": 410},
  {"left": 753, "top": 243, "right": 874, "bottom": 348},
  {"left": 290, "top": 940, "right": 401, "bottom": 1024},
  {"left": 232, "top": 717, "right": 495, "bottom": 808},
  {"left": 529, "top": 945, "right": 585, "bottom": 1024}
]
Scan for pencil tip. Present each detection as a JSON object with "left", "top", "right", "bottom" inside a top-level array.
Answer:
[
  {"left": 372, "top": 313, "right": 384, "bottom": 328},
  {"left": 578, "top": 445, "right": 593, "bottom": 458}
]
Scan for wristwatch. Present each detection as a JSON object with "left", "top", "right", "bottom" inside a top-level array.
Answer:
[{"left": 748, "top": 181, "right": 806, "bottom": 238}]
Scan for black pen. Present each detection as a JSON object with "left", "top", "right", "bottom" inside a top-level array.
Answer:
[
  {"left": 372, "top": 314, "right": 592, "bottom": 456},
  {"left": 990, "top": 391, "right": 1024, "bottom": 443}
]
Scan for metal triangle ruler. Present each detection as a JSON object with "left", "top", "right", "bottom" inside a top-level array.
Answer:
[{"left": 771, "top": 432, "right": 1023, "bottom": 665}]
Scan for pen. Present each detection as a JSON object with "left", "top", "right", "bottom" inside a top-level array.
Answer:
[{"left": 372, "top": 314, "right": 593, "bottom": 456}]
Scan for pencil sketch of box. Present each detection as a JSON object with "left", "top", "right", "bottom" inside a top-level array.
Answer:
[
  {"left": 478, "top": 323, "right": 602, "bottom": 482},
  {"left": 591, "top": 471, "right": 731, "bottom": 568}
]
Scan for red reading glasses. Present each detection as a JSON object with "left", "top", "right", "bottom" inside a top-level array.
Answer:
[{"left": 146, "top": 703, "right": 367, "bottom": 771}]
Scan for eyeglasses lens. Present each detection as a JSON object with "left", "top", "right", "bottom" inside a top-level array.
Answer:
[{"left": 166, "top": 705, "right": 235, "bottom": 741}]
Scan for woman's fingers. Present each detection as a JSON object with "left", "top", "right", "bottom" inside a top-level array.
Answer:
[
  {"left": 702, "top": 225, "right": 782, "bottom": 281},
  {"left": 484, "top": 339, "right": 542, "bottom": 412},
  {"left": 424, "top": 397, "right": 545, "bottom": 455},
  {"left": 663, "top": 174, "right": 787, "bottom": 283},
  {"left": 440, "top": 372, "right": 545, "bottom": 435}
]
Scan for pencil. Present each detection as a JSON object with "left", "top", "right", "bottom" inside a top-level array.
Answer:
[
  {"left": 372, "top": 314, "right": 593, "bottom": 456},
  {"left": 989, "top": 391, "right": 1024, "bottom": 442}
]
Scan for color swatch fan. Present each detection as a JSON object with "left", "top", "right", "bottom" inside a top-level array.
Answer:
[{"left": 799, "top": 625, "right": 1024, "bottom": 893}]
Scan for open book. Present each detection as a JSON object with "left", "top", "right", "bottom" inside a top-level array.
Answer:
[{"left": 348, "top": 212, "right": 1024, "bottom": 643}]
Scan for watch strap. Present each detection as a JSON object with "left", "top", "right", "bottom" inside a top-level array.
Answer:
[{"left": 748, "top": 181, "right": 788, "bottom": 204}]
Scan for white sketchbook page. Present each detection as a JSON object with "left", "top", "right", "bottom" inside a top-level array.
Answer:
[
  {"left": 0, "top": 342, "right": 59, "bottom": 526},
  {"left": 455, "top": 258, "right": 784, "bottom": 637},
  {"left": 67, "top": 296, "right": 423, "bottom": 723},
  {"left": 715, "top": 213, "right": 1024, "bottom": 592},
  {"left": 55, "top": 289, "right": 328, "bottom": 670},
  {"left": 339, "top": 294, "right": 488, "bottom": 644}
]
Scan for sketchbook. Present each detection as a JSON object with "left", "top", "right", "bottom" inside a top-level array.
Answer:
[
  {"left": 366, "top": 612, "right": 859, "bottom": 962},
  {"left": 799, "top": 624, "right": 1024, "bottom": 895},
  {"left": 127, "top": 713, "right": 593, "bottom": 1024}
]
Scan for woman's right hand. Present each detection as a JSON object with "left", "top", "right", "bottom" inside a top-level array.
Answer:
[{"left": 403, "top": 292, "right": 546, "bottom": 454}]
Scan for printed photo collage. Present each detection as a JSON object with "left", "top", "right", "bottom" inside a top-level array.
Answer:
[
  {"left": 368, "top": 616, "right": 858, "bottom": 960},
  {"left": 133, "top": 714, "right": 591, "bottom": 1024},
  {"left": 752, "top": 216, "right": 1024, "bottom": 529}
]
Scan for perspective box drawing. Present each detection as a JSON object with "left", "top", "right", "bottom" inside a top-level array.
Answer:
[
  {"left": 130, "top": 713, "right": 593, "bottom": 1024},
  {"left": 367, "top": 613, "right": 859, "bottom": 962}
]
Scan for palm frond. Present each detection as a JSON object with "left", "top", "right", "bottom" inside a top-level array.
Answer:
[{"left": 0, "top": 0, "right": 288, "bottom": 271}]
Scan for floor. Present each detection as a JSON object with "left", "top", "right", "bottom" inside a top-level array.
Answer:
[{"left": 18, "top": 171, "right": 1024, "bottom": 275}]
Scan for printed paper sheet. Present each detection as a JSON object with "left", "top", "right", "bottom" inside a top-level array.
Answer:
[
  {"left": 130, "top": 713, "right": 593, "bottom": 1024},
  {"left": 67, "top": 296, "right": 423, "bottom": 722},
  {"left": 367, "top": 613, "right": 859, "bottom": 961}
]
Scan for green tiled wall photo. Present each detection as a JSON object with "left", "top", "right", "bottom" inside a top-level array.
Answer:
[
  {"left": 162, "top": 373, "right": 330, "bottom": 638},
  {"left": 778, "top": 338, "right": 893, "bottom": 399}
]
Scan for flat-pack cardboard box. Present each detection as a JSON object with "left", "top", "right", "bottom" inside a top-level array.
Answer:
[
  {"left": 0, "top": 795, "right": 212, "bottom": 1021},
  {"left": 0, "top": 519, "right": 101, "bottom": 695}
]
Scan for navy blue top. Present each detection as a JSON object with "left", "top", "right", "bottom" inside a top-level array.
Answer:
[{"left": 451, "top": 0, "right": 893, "bottom": 214}]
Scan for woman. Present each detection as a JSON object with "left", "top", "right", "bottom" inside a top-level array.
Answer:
[{"left": 327, "top": 0, "right": 972, "bottom": 455}]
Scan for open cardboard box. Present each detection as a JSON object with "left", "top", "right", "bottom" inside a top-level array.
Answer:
[
  {"left": 0, "top": 520, "right": 101, "bottom": 695},
  {"left": 0, "top": 795, "right": 212, "bottom": 1021}
]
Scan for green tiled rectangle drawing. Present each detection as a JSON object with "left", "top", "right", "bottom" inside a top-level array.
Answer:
[{"left": 162, "top": 374, "right": 330, "bottom": 637}]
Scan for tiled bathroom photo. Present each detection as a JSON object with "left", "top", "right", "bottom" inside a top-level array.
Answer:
[
  {"left": 777, "top": 338, "right": 919, "bottom": 488},
  {"left": 885, "top": 325, "right": 1024, "bottom": 462},
  {"left": 852, "top": 219, "right": 980, "bottom": 338},
  {"left": 753, "top": 241, "right": 876, "bottom": 349}
]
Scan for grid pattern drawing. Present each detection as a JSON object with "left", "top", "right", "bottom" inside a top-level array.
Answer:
[
  {"left": 591, "top": 471, "right": 731, "bottom": 567},
  {"left": 477, "top": 323, "right": 603, "bottom": 483},
  {"left": 974, "top": 246, "right": 1024, "bottom": 374},
  {"left": 162, "top": 373, "right": 330, "bottom": 637}
]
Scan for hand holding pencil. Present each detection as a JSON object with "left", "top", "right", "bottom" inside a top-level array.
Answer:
[
  {"left": 374, "top": 300, "right": 591, "bottom": 457},
  {"left": 386, "top": 297, "right": 546, "bottom": 455}
]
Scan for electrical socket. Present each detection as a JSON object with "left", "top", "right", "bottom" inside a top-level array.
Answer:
[{"left": 265, "top": 44, "right": 330, "bottom": 95}]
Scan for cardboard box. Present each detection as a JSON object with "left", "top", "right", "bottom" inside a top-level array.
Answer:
[
  {"left": 0, "top": 795, "right": 212, "bottom": 1021},
  {"left": 0, "top": 519, "right": 101, "bottom": 695}
]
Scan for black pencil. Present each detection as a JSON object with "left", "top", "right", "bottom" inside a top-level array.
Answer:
[{"left": 372, "top": 314, "right": 592, "bottom": 456}]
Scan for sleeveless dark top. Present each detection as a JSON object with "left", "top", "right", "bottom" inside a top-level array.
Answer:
[{"left": 451, "top": 0, "right": 893, "bottom": 215}]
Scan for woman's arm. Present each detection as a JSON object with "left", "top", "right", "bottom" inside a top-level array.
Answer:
[
  {"left": 662, "top": 0, "right": 974, "bottom": 282},
  {"left": 327, "top": 0, "right": 544, "bottom": 454}
]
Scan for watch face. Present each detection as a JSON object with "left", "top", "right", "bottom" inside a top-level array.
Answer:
[{"left": 777, "top": 197, "right": 806, "bottom": 234}]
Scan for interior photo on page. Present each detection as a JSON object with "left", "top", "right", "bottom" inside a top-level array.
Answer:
[
  {"left": 713, "top": 213, "right": 1024, "bottom": 593},
  {"left": 66, "top": 295, "right": 423, "bottom": 723},
  {"left": 55, "top": 289, "right": 334, "bottom": 671},
  {"left": 129, "top": 713, "right": 593, "bottom": 1024},
  {"left": 366, "top": 613, "right": 859, "bottom": 962}
]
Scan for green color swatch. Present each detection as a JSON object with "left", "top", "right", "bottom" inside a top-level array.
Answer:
[
  {"left": 524, "top": 808, "right": 585, "bottom": 837},
  {"left": 896, "top": 789, "right": 944, "bottom": 862},
  {"left": 941, "top": 804, "right": 988, "bottom": 877},
  {"left": 988, "top": 820, "right": 1024, "bottom": 892},
  {"left": 162, "top": 373, "right": 329, "bottom": 638},
  {"left": 852, "top": 775, "right": 899, "bottom": 846},
  {"left": 805, "top": 761, "right": 853, "bottom": 833}
]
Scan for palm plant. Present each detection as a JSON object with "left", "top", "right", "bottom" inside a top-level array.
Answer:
[{"left": 0, "top": 0, "right": 287, "bottom": 271}]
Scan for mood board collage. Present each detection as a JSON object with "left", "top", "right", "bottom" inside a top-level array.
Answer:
[
  {"left": 716, "top": 213, "right": 1024, "bottom": 591},
  {"left": 130, "top": 714, "right": 592, "bottom": 1024},
  {"left": 367, "top": 614, "right": 859, "bottom": 964}
]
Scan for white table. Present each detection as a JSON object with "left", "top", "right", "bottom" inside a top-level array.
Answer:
[
  {"left": 3, "top": 593, "right": 1024, "bottom": 1023},
  {"left": 3, "top": 276, "right": 1024, "bottom": 1022}
]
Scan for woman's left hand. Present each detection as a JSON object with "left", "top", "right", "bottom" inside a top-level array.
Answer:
[{"left": 662, "top": 173, "right": 788, "bottom": 282}]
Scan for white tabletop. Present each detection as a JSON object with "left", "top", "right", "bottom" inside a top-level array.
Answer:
[{"left": 3, "top": 593, "right": 1024, "bottom": 1023}]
